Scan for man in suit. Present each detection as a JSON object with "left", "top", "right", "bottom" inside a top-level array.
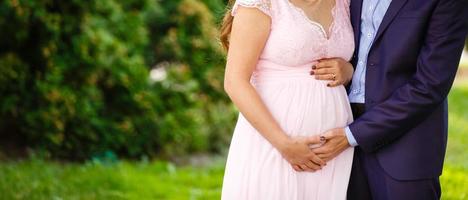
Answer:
[{"left": 310, "top": 0, "right": 468, "bottom": 199}]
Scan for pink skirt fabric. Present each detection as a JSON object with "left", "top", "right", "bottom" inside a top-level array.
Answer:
[{"left": 221, "top": 61, "right": 355, "bottom": 200}]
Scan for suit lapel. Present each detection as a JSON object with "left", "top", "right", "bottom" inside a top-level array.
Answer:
[
  {"left": 350, "top": 0, "right": 363, "bottom": 49},
  {"left": 373, "top": 0, "right": 409, "bottom": 43}
]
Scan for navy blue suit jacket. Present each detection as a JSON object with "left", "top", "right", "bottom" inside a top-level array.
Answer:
[{"left": 348, "top": 0, "right": 468, "bottom": 180}]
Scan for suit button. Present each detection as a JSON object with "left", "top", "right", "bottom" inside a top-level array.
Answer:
[{"left": 369, "top": 63, "right": 375, "bottom": 66}]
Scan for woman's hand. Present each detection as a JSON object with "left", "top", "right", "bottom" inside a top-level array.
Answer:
[
  {"left": 310, "top": 58, "right": 354, "bottom": 87},
  {"left": 277, "top": 136, "right": 326, "bottom": 172}
]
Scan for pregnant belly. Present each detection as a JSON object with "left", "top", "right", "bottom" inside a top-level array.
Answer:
[{"left": 254, "top": 78, "right": 353, "bottom": 137}]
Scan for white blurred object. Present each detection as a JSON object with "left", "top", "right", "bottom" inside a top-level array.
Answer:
[
  {"left": 150, "top": 66, "right": 167, "bottom": 82},
  {"left": 461, "top": 47, "right": 468, "bottom": 64}
]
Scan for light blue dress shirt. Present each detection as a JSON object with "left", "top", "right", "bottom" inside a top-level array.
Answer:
[{"left": 345, "top": 0, "right": 392, "bottom": 146}]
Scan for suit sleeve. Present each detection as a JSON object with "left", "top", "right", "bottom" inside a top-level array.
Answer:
[{"left": 349, "top": 0, "right": 468, "bottom": 153}]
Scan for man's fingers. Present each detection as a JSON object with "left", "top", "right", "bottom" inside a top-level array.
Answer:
[
  {"left": 317, "top": 152, "right": 332, "bottom": 160},
  {"left": 317, "top": 152, "right": 331, "bottom": 158},
  {"left": 318, "top": 152, "right": 336, "bottom": 162},
  {"left": 312, "top": 145, "right": 331, "bottom": 154},
  {"left": 322, "top": 130, "right": 338, "bottom": 139}
]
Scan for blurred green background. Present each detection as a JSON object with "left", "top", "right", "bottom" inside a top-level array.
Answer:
[{"left": 0, "top": 0, "right": 467, "bottom": 199}]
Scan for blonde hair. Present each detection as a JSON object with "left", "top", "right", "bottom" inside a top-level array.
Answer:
[{"left": 220, "top": 0, "right": 235, "bottom": 50}]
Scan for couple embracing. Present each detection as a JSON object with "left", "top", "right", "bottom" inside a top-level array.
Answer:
[{"left": 219, "top": 0, "right": 468, "bottom": 199}]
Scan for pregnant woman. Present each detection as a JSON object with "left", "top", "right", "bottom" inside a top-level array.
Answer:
[{"left": 221, "top": 0, "right": 355, "bottom": 199}]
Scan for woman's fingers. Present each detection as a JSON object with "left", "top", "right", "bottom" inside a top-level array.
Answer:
[
  {"left": 311, "top": 67, "right": 334, "bottom": 75},
  {"left": 311, "top": 58, "right": 353, "bottom": 86},
  {"left": 304, "top": 160, "right": 321, "bottom": 171},
  {"left": 293, "top": 165, "right": 302, "bottom": 172},
  {"left": 312, "top": 67, "right": 340, "bottom": 81},
  {"left": 327, "top": 80, "right": 342, "bottom": 87},
  {"left": 313, "top": 60, "right": 335, "bottom": 69},
  {"left": 313, "top": 69, "right": 346, "bottom": 87},
  {"left": 314, "top": 73, "right": 338, "bottom": 81},
  {"left": 308, "top": 152, "right": 326, "bottom": 166}
]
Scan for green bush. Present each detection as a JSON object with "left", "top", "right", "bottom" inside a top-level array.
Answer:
[{"left": 0, "top": 0, "right": 236, "bottom": 160}]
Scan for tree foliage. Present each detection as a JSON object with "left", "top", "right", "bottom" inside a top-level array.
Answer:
[{"left": 0, "top": 0, "right": 235, "bottom": 160}]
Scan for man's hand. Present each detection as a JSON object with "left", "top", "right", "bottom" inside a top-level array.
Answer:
[
  {"left": 310, "top": 58, "right": 354, "bottom": 87},
  {"left": 312, "top": 128, "right": 351, "bottom": 162}
]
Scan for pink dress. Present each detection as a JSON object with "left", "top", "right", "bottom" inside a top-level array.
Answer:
[{"left": 221, "top": 0, "right": 355, "bottom": 199}]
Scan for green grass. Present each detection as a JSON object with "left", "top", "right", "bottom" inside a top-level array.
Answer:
[
  {"left": 445, "top": 84, "right": 468, "bottom": 169},
  {"left": 1, "top": 83, "right": 468, "bottom": 200},
  {"left": 440, "top": 83, "right": 468, "bottom": 200},
  {"left": 0, "top": 159, "right": 225, "bottom": 200}
]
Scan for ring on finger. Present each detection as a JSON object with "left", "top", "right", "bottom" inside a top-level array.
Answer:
[{"left": 320, "top": 135, "right": 327, "bottom": 142}]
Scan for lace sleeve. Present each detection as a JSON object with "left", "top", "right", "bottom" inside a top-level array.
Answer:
[{"left": 231, "top": 0, "right": 272, "bottom": 17}]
